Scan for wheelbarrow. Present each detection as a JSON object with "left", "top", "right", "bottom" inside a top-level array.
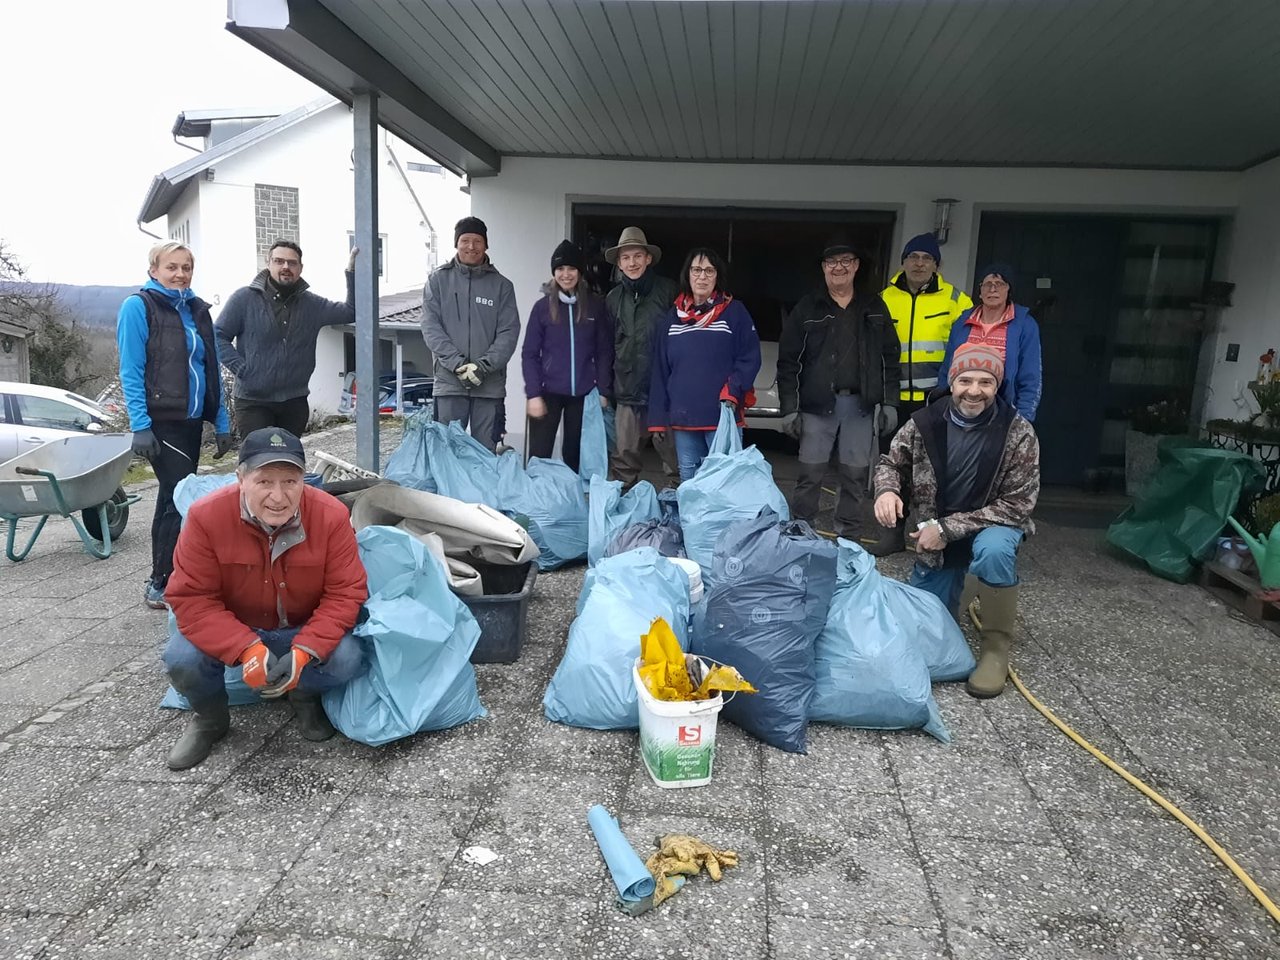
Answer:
[{"left": 0, "top": 434, "right": 141, "bottom": 561}]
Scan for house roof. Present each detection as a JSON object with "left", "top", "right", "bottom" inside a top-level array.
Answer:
[
  {"left": 378, "top": 288, "right": 424, "bottom": 326},
  {"left": 137, "top": 96, "right": 341, "bottom": 224},
  {"left": 170, "top": 106, "right": 294, "bottom": 138},
  {"left": 227, "top": 0, "right": 1280, "bottom": 175}
]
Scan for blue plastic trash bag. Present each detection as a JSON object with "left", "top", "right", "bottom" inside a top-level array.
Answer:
[
  {"left": 587, "top": 804, "right": 656, "bottom": 903},
  {"left": 425, "top": 420, "right": 502, "bottom": 505},
  {"left": 543, "top": 549, "right": 690, "bottom": 730},
  {"left": 322, "top": 526, "right": 486, "bottom": 746},
  {"left": 174, "top": 473, "right": 238, "bottom": 519},
  {"left": 811, "top": 541, "right": 951, "bottom": 741},
  {"left": 383, "top": 408, "right": 438, "bottom": 492},
  {"left": 658, "top": 488, "right": 679, "bottom": 522},
  {"left": 588, "top": 474, "right": 660, "bottom": 565},
  {"left": 605, "top": 518, "right": 685, "bottom": 560},
  {"left": 497, "top": 455, "right": 588, "bottom": 569},
  {"left": 159, "top": 612, "right": 261, "bottom": 710},
  {"left": 679, "top": 407, "right": 789, "bottom": 576},
  {"left": 693, "top": 510, "right": 836, "bottom": 753},
  {"left": 579, "top": 388, "right": 609, "bottom": 487},
  {"left": 880, "top": 578, "right": 975, "bottom": 682}
]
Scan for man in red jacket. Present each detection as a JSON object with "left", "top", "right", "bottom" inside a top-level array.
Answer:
[{"left": 162, "top": 428, "right": 368, "bottom": 770}]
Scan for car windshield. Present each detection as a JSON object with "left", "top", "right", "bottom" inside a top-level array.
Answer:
[{"left": 64, "top": 391, "right": 104, "bottom": 414}]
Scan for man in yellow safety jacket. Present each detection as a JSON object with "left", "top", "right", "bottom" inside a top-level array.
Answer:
[{"left": 871, "top": 233, "right": 972, "bottom": 555}]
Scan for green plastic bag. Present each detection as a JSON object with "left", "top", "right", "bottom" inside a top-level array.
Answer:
[{"left": 1107, "top": 444, "right": 1264, "bottom": 583}]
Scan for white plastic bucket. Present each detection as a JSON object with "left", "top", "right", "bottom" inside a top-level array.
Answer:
[
  {"left": 669, "top": 557, "right": 703, "bottom": 605},
  {"left": 633, "top": 655, "right": 729, "bottom": 789}
]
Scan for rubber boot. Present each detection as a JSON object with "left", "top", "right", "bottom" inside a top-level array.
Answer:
[
  {"left": 958, "top": 574, "right": 981, "bottom": 624},
  {"left": 166, "top": 698, "right": 230, "bottom": 771},
  {"left": 965, "top": 582, "right": 1019, "bottom": 699},
  {"left": 290, "top": 692, "right": 336, "bottom": 742}
]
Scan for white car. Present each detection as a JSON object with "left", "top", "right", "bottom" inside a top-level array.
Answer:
[
  {"left": 745, "top": 341, "right": 784, "bottom": 432},
  {"left": 0, "top": 381, "right": 114, "bottom": 464}
]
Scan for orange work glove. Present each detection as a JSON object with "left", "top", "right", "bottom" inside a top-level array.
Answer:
[
  {"left": 261, "top": 648, "right": 313, "bottom": 699},
  {"left": 239, "top": 641, "right": 277, "bottom": 689}
]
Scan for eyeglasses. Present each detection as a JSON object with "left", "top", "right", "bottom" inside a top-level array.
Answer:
[
  {"left": 980, "top": 279, "right": 1009, "bottom": 291},
  {"left": 904, "top": 254, "right": 936, "bottom": 265},
  {"left": 688, "top": 266, "right": 717, "bottom": 277},
  {"left": 270, "top": 257, "right": 300, "bottom": 268},
  {"left": 822, "top": 257, "right": 858, "bottom": 269}
]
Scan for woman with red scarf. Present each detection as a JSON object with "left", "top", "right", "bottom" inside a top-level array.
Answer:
[{"left": 648, "top": 247, "right": 761, "bottom": 481}]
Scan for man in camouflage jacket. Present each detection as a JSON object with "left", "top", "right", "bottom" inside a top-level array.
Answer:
[{"left": 873, "top": 342, "right": 1039, "bottom": 699}]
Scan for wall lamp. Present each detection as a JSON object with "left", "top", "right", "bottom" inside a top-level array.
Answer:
[
  {"left": 1, "top": 335, "right": 14, "bottom": 354},
  {"left": 933, "top": 198, "right": 959, "bottom": 245}
]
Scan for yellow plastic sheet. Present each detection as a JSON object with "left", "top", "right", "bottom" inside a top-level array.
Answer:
[{"left": 638, "top": 618, "right": 757, "bottom": 702}]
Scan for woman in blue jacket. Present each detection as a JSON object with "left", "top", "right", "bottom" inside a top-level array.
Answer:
[
  {"left": 521, "top": 240, "right": 613, "bottom": 472},
  {"left": 937, "top": 263, "right": 1042, "bottom": 422},
  {"left": 116, "top": 242, "right": 232, "bottom": 609},
  {"left": 649, "top": 247, "right": 762, "bottom": 481}
]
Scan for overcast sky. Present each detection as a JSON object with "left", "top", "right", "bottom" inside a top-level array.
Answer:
[{"left": 0, "top": 0, "right": 323, "bottom": 285}]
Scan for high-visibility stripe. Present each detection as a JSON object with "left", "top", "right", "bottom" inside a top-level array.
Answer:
[{"left": 903, "top": 340, "right": 948, "bottom": 353}]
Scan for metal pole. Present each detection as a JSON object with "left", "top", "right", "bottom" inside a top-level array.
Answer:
[{"left": 353, "top": 91, "right": 380, "bottom": 472}]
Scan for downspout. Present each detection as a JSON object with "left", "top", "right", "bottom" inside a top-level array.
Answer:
[{"left": 386, "top": 138, "right": 439, "bottom": 272}]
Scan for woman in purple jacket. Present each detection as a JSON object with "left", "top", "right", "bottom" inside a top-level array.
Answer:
[{"left": 521, "top": 240, "right": 614, "bottom": 472}]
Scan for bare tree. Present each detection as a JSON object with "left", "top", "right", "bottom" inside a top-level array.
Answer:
[{"left": 0, "top": 240, "right": 94, "bottom": 391}]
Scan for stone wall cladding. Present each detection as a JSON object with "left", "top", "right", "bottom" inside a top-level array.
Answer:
[{"left": 254, "top": 184, "right": 300, "bottom": 262}]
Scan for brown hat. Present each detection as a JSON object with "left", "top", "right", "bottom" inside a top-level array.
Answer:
[
  {"left": 604, "top": 226, "right": 661, "bottom": 265},
  {"left": 949, "top": 342, "right": 1005, "bottom": 386}
]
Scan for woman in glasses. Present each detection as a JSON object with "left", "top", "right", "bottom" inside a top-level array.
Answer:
[
  {"left": 936, "top": 263, "right": 1042, "bottom": 421},
  {"left": 647, "top": 247, "right": 761, "bottom": 481}
]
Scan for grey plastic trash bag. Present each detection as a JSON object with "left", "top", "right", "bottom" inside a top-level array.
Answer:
[
  {"left": 605, "top": 518, "right": 685, "bottom": 560},
  {"left": 322, "top": 526, "right": 486, "bottom": 745},
  {"left": 692, "top": 510, "right": 837, "bottom": 753},
  {"left": 543, "top": 549, "right": 691, "bottom": 730},
  {"left": 588, "top": 473, "right": 660, "bottom": 565},
  {"left": 811, "top": 541, "right": 950, "bottom": 741}
]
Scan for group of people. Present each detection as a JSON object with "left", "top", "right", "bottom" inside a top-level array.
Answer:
[{"left": 114, "top": 218, "right": 1046, "bottom": 770}]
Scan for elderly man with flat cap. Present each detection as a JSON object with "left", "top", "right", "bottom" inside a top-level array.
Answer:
[
  {"left": 604, "top": 226, "right": 679, "bottom": 488},
  {"left": 162, "top": 427, "right": 368, "bottom": 770},
  {"left": 873, "top": 342, "right": 1040, "bottom": 700}
]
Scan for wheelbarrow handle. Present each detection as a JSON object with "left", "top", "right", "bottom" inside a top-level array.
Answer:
[{"left": 13, "top": 467, "right": 40, "bottom": 476}]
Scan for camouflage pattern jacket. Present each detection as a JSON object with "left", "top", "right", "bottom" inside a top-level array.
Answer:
[{"left": 873, "top": 398, "right": 1040, "bottom": 569}]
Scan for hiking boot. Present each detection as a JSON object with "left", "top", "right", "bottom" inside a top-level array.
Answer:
[
  {"left": 966, "top": 582, "right": 1019, "bottom": 699},
  {"left": 290, "top": 692, "right": 336, "bottom": 742},
  {"left": 166, "top": 699, "right": 230, "bottom": 770},
  {"left": 143, "top": 580, "right": 167, "bottom": 610}
]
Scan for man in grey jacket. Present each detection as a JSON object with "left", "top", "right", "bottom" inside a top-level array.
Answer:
[
  {"left": 216, "top": 240, "right": 357, "bottom": 437},
  {"left": 421, "top": 217, "right": 520, "bottom": 451}
]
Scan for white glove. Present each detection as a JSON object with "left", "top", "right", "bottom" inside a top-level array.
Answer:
[{"left": 456, "top": 362, "right": 482, "bottom": 387}]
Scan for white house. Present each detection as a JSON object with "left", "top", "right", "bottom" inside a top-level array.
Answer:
[
  {"left": 137, "top": 96, "right": 469, "bottom": 417},
  {"left": 226, "top": 0, "right": 1280, "bottom": 483}
]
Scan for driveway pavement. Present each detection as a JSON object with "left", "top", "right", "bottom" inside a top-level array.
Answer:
[{"left": 1, "top": 423, "right": 1277, "bottom": 959}]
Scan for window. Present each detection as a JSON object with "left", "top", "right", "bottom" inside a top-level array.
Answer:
[
  {"left": 15, "top": 395, "right": 91, "bottom": 431},
  {"left": 407, "top": 161, "right": 443, "bottom": 175},
  {"left": 348, "top": 233, "right": 387, "bottom": 278},
  {"left": 170, "top": 219, "right": 191, "bottom": 245}
]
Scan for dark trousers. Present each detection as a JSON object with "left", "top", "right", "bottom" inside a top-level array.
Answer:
[
  {"left": 148, "top": 418, "right": 204, "bottom": 587},
  {"left": 235, "top": 397, "right": 310, "bottom": 438},
  {"left": 527, "top": 394, "right": 586, "bottom": 473}
]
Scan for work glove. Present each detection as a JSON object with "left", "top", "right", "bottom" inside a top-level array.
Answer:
[
  {"left": 474, "top": 358, "right": 493, "bottom": 377},
  {"left": 213, "top": 433, "right": 233, "bottom": 459},
  {"left": 239, "top": 640, "right": 277, "bottom": 690},
  {"left": 877, "top": 405, "right": 899, "bottom": 436},
  {"left": 131, "top": 429, "right": 160, "bottom": 459},
  {"left": 780, "top": 412, "right": 802, "bottom": 440},
  {"left": 455, "top": 362, "right": 482, "bottom": 387},
  {"left": 261, "top": 648, "right": 313, "bottom": 699}
]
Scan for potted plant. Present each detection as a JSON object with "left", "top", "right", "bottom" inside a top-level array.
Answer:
[{"left": 1125, "top": 399, "right": 1189, "bottom": 497}]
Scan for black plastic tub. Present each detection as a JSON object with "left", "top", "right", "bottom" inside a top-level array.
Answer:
[{"left": 462, "top": 561, "right": 537, "bottom": 664}]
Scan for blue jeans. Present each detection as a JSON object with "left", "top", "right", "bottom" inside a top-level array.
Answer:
[
  {"left": 674, "top": 429, "right": 730, "bottom": 482},
  {"left": 909, "top": 525, "right": 1023, "bottom": 618},
  {"left": 163, "top": 623, "right": 365, "bottom": 704}
]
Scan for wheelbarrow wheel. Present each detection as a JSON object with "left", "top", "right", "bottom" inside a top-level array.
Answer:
[{"left": 82, "top": 486, "right": 130, "bottom": 542}]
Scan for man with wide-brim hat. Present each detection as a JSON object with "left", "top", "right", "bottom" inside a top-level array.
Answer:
[{"left": 604, "top": 226, "right": 679, "bottom": 488}]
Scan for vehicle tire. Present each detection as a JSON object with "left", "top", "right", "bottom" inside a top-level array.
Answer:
[{"left": 82, "top": 486, "right": 130, "bottom": 542}]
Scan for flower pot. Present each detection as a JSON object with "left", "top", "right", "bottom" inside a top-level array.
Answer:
[{"left": 1124, "top": 428, "right": 1161, "bottom": 497}]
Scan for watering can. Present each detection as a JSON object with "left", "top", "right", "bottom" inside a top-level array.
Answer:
[{"left": 1225, "top": 517, "right": 1280, "bottom": 589}]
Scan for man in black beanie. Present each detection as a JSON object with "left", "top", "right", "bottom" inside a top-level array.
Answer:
[{"left": 421, "top": 216, "right": 520, "bottom": 450}]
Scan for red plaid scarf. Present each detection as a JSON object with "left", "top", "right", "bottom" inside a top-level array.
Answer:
[{"left": 674, "top": 291, "right": 733, "bottom": 328}]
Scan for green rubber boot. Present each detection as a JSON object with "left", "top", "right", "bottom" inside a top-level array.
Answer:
[
  {"left": 290, "top": 692, "right": 336, "bottom": 742},
  {"left": 166, "top": 699, "right": 230, "bottom": 771},
  {"left": 965, "top": 582, "right": 1019, "bottom": 699}
]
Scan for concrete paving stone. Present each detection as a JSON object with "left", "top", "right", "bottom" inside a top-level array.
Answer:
[
  {"left": 224, "top": 931, "right": 408, "bottom": 959},
  {"left": 0, "top": 910, "right": 69, "bottom": 960},
  {"left": 44, "top": 937, "right": 228, "bottom": 960},
  {"left": 765, "top": 788, "right": 935, "bottom": 928},
  {"left": 519, "top": 716, "right": 641, "bottom": 776},
  {"left": 99, "top": 701, "right": 293, "bottom": 784},
  {"left": 9, "top": 670, "right": 174, "bottom": 749},
  {"left": 768, "top": 916, "right": 947, "bottom": 959},
  {"left": 623, "top": 722, "right": 762, "bottom": 821},
  {"left": 408, "top": 888, "right": 596, "bottom": 960},
  {"left": 0, "top": 702, "right": 41, "bottom": 734},
  {"left": 894, "top": 746, "right": 1058, "bottom": 845},
  {"left": 73, "top": 610, "right": 171, "bottom": 647},
  {"left": 0, "top": 642, "right": 140, "bottom": 706},
  {"left": 4, "top": 616, "right": 100, "bottom": 646},
  {"left": 761, "top": 722, "right": 896, "bottom": 795},
  {"left": 254, "top": 710, "right": 389, "bottom": 764},
  {"left": 145, "top": 758, "right": 360, "bottom": 872},
  {"left": 914, "top": 682, "right": 1006, "bottom": 750},
  {"left": 1046, "top": 811, "right": 1280, "bottom": 959},
  {"left": 0, "top": 745, "right": 116, "bottom": 841},
  {"left": 0, "top": 595, "right": 64, "bottom": 624},
  {"left": 361, "top": 715, "right": 525, "bottom": 799},
  {"left": 249, "top": 868, "right": 439, "bottom": 942},
  {"left": 922, "top": 838, "right": 1132, "bottom": 959},
  {"left": 46, "top": 582, "right": 152, "bottom": 619}
]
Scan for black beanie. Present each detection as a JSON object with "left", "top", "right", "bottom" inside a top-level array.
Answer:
[
  {"left": 550, "top": 239, "right": 584, "bottom": 272},
  {"left": 976, "top": 262, "right": 1017, "bottom": 298},
  {"left": 454, "top": 216, "right": 488, "bottom": 246}
]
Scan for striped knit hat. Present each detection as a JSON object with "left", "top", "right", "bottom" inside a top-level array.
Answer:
[{"left": 949, "top": 342, "right": 1004, "bottom": 386}]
